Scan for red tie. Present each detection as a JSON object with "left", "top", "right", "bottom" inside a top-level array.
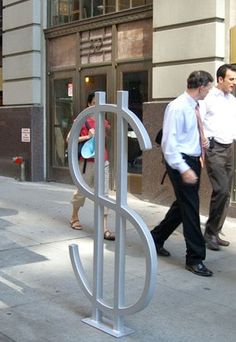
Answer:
[{"left": 195, "top": 103, "right": 208, "bottom": 167}]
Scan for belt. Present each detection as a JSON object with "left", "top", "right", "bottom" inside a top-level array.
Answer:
[
  {"left": 182, "top": 153, "right": 200, "bottom": 161},
  {"left": 215, "top": 141, "right": 232, "bottom": 148}
]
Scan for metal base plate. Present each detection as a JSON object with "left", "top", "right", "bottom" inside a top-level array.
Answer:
[{"left": 82, "top": 317, "right": 134, "bottom": 338}]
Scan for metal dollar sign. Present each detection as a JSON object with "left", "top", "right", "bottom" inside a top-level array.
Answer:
[{"left": 68, "top": 91, "right": 157, "bottom": 337}]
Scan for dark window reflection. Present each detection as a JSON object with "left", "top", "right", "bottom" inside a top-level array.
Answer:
[{"left": 123, "top": 71, "right": 148, "bottom": 174}]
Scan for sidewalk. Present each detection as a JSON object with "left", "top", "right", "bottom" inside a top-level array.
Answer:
[{"left": 0, "top": 176, "right": 236, "bottom": 342}]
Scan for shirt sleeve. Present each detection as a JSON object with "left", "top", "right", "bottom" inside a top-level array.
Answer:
[
  {"left": 80, "top": 124, "right": 89, "bottom": 137},
  {"left": 198, "top": 100, "right": 207, "bottom": 120},
  {"left": 233, "top": 99, "right": 236, "bottom": 140},
  {"left": 233, "top": 116, "right": 236, "bottom": 140},
  {"left": 198, "top": 100, "right": 208, "bottom": 137},
  {"left": 161, "top": 104, "right": 190, "bottom": 174}
]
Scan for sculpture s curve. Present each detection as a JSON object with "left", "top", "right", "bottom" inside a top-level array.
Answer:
[{"left": 68, "top": 91, "right": 157, "bottom": 337}]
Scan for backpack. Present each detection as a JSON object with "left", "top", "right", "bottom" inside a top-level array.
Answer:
[
  {"left": 155, "top": 128, "right": 167, "bottom": 185},
  {"left": 155, "top": 128, "right": 163, "bottom": 145}
]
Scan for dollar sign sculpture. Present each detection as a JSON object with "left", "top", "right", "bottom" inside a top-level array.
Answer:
[{"left": 68, "top": 91, "right": 157, "bottom": 337}]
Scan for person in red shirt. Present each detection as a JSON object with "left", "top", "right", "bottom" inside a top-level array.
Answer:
[{"left": 70, "top": 92, "right": 115, "bottom": 241}]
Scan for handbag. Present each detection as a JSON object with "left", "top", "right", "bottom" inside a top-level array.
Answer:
[
  {"left": 65, "top": 120, "right": 91, "bottom": 173},
  {"left": 78, "top": 120, "right": 91, "bottom": 159},
  {"left": 81, "top": 135, "right": 95, "bottom": 159}
]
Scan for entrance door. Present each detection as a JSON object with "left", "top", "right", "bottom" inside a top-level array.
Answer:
[
  {"left": 80, "top": 67, "right": 115, "bottom": 185},
  {"left": 48, "top": 67, "right": 113, "bottom": 183},
  {"left": 48, "top": 71, "right": 76, "bottom": 182},
  {"left": 117, "top": 63, "right": 151, "bottom": 193}
]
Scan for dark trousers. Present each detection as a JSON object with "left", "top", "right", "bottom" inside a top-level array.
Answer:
[
  {"left": 205, "top": 143, "right": 233, "bottom": 236},
  {"left": 151, "top": 155, "right": 206, "bottom": 265}
]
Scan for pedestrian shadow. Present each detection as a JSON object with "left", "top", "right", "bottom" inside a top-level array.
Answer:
[
  {"left": 0, "top": 332, "right": 14, "bottom": 342},
  {"left": 0, "top": 244, "right": 48, "bottom": 269},
  {"left": 0, "top": 270, "right": 48, "bottom": 313},
  {"left": 0, "top": 218, "right": 14, "bottom": 229},
  {"left": 0, "top": 208, "right": 18, "bottom": 230},
  {"left": 0, "top": 207, "right": 18, "bottom": 217}
]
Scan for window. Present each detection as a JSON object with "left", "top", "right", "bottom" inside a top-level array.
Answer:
[
  {"left": 50, "top": 0, "right": 80, "bottom": 26},
  {"left": 105, "top": 0, "right": 116, "bottom": 13},
  {"left": 0, "top": 0, "right": 2, "bottom": 66},
  {"left": 119, "top": 0, "right": 152, "bottom": 10},
  {"left": 132, "top": 0, "right": 152, "bottom": 7},
  {"left": 118, "top": 0, "right": 130, "bottom": 10},
  {"left": 49, "top": 0, "right": 152, "bottom": 27}
]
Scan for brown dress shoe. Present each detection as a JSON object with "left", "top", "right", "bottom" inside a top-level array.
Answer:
[
  {"left": 204, "top": 233, "right": 220, "bottom": 251},
  {"left": 216, "top": 235, "right": 230, "bottom": 247}
]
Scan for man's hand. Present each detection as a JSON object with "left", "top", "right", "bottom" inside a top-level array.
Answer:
[{"left": 181, "top": 169, "right": 198, "bottom": 184}]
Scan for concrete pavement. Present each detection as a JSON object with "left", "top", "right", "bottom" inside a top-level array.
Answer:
[{"left": 0, "top": 176, "right": 236, "bottom": 342}]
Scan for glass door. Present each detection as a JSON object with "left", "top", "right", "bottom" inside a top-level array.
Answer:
[
  {"left": 80, "top": 67, "right": 115, "bottom": 187},
  {"left": 80, "top": 70, "right": 107, "bottom": 107},
  {"left": 53, "top": 78, "right": 74, "bottom": 167},
  {"left": 48, "top": 72, "right": 76, "bottom": 182},
  {"left": 117, "top": 63, "right": 151, "bottom": 193},
  {"left": 123, "top": 70, "right": 148, "bottom": 174}
]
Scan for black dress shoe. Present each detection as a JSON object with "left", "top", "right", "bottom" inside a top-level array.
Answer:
[
  {"left": 150, "top": 230, "right": 171, "bottom": 257},
  {"left": 204, "top": 233, "right": 220, "bottom": 251},
  {"left": 156, "top": 244, "right": 171, "bottom": 257},
  {"left": 216, "top": 235, "right": 230, "bottom": 246},
  {"left": 185, "top": 262, "right": 213, "bottom": 277}
]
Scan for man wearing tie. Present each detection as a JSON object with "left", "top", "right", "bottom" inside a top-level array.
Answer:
[
  {"left": 151, "top": 70, "right": 213, "bottom": 276},
  {"left": 203, "top": 64, "right": 236, "bottom": 250}
]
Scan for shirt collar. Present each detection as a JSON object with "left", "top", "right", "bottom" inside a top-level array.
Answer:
[
  {"left": 211, "top": 86, "right": 230, "bottom": 98},
  {"left": 184, "top": 91, "right": 198, "bottom": 108}
]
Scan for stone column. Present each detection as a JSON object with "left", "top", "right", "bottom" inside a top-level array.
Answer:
[{"left": 0, "top": 0, "right": 46, "bottom": 181}]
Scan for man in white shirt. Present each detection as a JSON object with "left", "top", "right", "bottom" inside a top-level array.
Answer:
[
  {"left": 203, "top": 64, "right": 236, "bottom": 250},
  {"left": 151, "top": 70, "right": 214, "bottom": 277}
]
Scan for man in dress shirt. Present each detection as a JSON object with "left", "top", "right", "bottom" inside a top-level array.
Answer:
[
  {"left": 203, "top": 64, "right": 236, "bottom": 250},
  {"left": 151, "top": 70, "right": 214, "bottom": 277}
]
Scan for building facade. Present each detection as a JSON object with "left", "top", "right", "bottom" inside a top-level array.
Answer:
[
  {"left": 0, "top": 0, "right": 236, "bottom": 215},
  {"left": 143, "top": 0, "right": 236, "bottom": 214}
]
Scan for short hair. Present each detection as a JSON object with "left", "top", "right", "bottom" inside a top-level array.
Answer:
[
  {"left": 87, "top": 92, "right": 95, "bottom": 106},
  {"left": 187, "top": 70, "right": 213, "bottom": 89},
  {"left": 216, "top": 64, "right": 236, "bottom": 81}
]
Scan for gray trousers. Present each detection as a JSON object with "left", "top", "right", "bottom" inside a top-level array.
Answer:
[{"left": 205, "top": 142, "right": 233, "bottom": 236}]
